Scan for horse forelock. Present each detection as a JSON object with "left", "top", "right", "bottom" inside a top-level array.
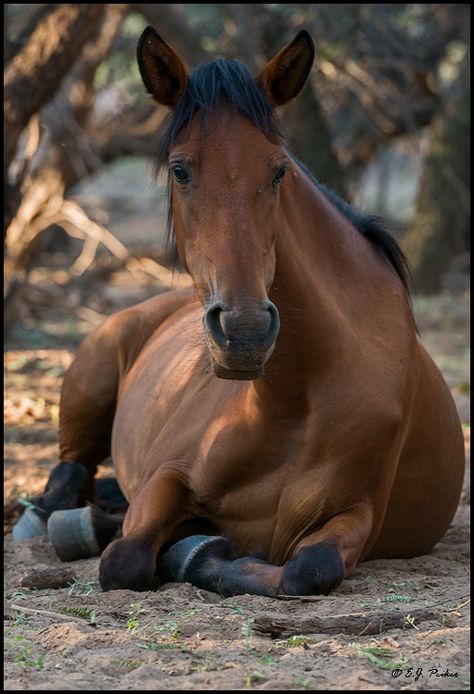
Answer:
[{"left": 153, "top": 58, "right": 284, "bottom": 176}]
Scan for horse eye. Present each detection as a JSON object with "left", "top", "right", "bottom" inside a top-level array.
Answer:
[
  {"left": 273, "top": 166, "right": 286, "bottom": 187},
  {"left": 171, "top": 164, "right": 191, "bottom": 184}
]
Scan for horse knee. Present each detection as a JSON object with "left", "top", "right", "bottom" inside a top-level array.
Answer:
[
  {"left": 281, "top": 541, "right": 344, "bottom": 596},
  {"left": 99, "top": 537, "right": 159, "bottom": 591}
]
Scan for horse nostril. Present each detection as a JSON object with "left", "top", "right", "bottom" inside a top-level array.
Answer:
[
  {"left": 204, "top": 303, "right": 227, "bottom": 347},
  {"left": 263, "top": 301, "right": 280, "bottom": 341}
]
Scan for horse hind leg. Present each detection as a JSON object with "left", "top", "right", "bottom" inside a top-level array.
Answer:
[
  {"left": 13, "top": 309, "right": 135, "bottom": 551},
  {"left": 14, "top": 293, "right": 194, "bottom": 554}
]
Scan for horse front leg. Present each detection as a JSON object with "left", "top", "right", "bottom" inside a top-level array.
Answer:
[
  {"left": 99, "top": 468, "right": 191, "bottom": 591},
  {"left": 157, "top": 502, "right": 373, "bottom": 597}
]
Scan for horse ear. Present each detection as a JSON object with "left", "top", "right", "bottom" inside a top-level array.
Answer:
[
  {"left": 256, "top": 30, "right": 315, "bottom": 106},
  {"left": 137, "top": 26, "right": 188, "bottom": 107}
]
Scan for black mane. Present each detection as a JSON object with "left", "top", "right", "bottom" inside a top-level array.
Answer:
[
  {"left": 153, "top": 58, "right": 283, "bottom": 172},
  {"left": 154, "top": 58, "right": 412, "bottom": 298}
]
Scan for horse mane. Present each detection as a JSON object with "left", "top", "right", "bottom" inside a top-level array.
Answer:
[
  {"left": 153, "top": 58, "right": 412, "bottom": 299},
  {"left": 294, "top": 159, "right": 413, "bottom": 295}
]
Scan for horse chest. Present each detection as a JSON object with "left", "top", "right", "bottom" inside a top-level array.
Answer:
[{"left": 185, "top": 421, "right": 320, "bottom": 558}]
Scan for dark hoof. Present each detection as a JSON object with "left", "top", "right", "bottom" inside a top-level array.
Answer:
[
  {"left": 12, "top": 508, "right": 48, "bottom": 541},
  {"left": 99, "top": 537, "right": 159, "bottom": 591},
  {"left": 47, "top": 506, "right": 100, "bottom": 561},
  {"left": 157, "top": 534, "right": 232, "bottom": 584}
]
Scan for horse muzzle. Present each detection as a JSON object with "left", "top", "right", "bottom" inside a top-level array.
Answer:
[{"left": 203, "top": 300, "right": 280, "bottom": 379}]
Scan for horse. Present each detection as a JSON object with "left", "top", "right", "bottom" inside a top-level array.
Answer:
[{"left": 13, "top": 27, "right": 465, "bottom": 598}]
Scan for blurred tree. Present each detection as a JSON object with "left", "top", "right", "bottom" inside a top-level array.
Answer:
[
  {"left": 403, "top": 40, "right": 470, "bottom": 292},
  {"left": 4, "top": 4, "right": 106, "bottom": 183},
  {"left": 3, "top": 3, "right": 471, "bottom": 336},
  {"left": 5, "top": 4, "right": 128, "bottom": 332}
]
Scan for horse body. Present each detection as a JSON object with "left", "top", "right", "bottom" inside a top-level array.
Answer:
[
  {"left": 107, "top": 117, "right": 461, "bottom": 578},
  {"left": 24, "top": 27, "right": 464, "bottom": 596}
]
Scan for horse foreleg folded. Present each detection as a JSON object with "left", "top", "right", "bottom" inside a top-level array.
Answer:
[
  {"left": 157, "top": 503, "right": 373, "bottom": 597},
  {"left": 157, "top": 536, "right": 342, "bottom": 597}
]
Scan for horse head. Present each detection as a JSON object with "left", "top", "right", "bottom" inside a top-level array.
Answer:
[{"left": 137, "top": 27, "right": 314, "bottom": 379}]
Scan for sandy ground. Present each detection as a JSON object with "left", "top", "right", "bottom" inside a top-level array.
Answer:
[{"left": 4, "top": 276, "right": 470, "bottom": 691}]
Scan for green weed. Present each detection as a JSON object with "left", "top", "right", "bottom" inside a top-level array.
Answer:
[
  {"left": 258, "top": 654, "right": 277, "bottom": 665},
  {"left": 59, "top": 606, "right": 96, "bottom": 625},
  {"left": 381, "top": 594, "right": 413, "bottom": 603},
  {"left": 67, "top": 579, "right": 99, "bottom": 596},
  {"left": 110, "top": 658, "right": 142, "bottom": 671},
  {"left": 244, "top": 671, "right": 266, "bottom": 687},
  {"left": 350, "top": 643, "right": 408, "bottom": 671},
  {"left": 293, "top": 676, "right": 312, "bottom": 689},
  {"left": 281, "top": 635, "right": 312, "bottom": 648},
  {"left": 14, "top": 643, "right": 45, "bottom": 670}
]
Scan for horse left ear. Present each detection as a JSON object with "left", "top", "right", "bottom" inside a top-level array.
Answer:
[
  {"left": 137, "top": 26, "right": 188, "bottom": 107},
  {"left": 256, "top": 31, "right": 315, "bottom": 106}
]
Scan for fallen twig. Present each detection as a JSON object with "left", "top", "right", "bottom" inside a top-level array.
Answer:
[
  {"left": 253, "top": 604, "right": 462, "bottom": 638},
  {"left": 8, "top": 602, "right": 92, "bottom": 626}
]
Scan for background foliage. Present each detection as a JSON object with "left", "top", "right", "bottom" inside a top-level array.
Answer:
[{"left": 4, "top": 3, "right": 470, "bottom": 338}]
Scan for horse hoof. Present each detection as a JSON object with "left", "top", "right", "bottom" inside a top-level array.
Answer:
[
  {"left": 12, "top": 508, "right": 47, "bottom": 541},
  {"left": 47, "top": 506, "right": 101, "bottom": 561},
  {"left": 157, "top": 534, "right": 232, "bottom": 583}
]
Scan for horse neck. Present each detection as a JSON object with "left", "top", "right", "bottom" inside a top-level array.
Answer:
[{"left": 256, "top": 162, "right": 387, "bottom": 408}]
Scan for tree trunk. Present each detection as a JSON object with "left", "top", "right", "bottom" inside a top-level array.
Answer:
[
  {"left": 4, "top": 4, "right": 106, "bottom": 177},
  {"left": 403, "top": 54, "right": 470, "bottom": 293},
  {"left": 4, "top": 5, "right": 128, "bottom": 336},
  {"left": 255, "top": 7, "right": 348, "bottom": 198}
]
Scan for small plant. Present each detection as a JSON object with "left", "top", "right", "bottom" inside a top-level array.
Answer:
[
  {"left": 13, "top": 612, "right": 28, "bottom": 628},
  {"left": 154, "top": 619, "right": 180, "bottom": 639},
  {"left": 67, "top": 579, "right": 99, "bottom": 596},
  {"left": 293, "top": 676, "right": 312, "bottom": 689},
  {"left": 258, "top": 654, "right": 277, "bottom": 665},
  {"left": 110, "top": 658, "right": 142, "bottom": 671},
  {"left": 14, "top": 644, "right": 45, "bottom": 670},
  {"left": 381, "top": 594, "right": 413, "bottom": 603},
  {"left": 191, "top": 659, "right": 216, "bottom": 673},
  {"left": 241, "top": 617, "right": 254, "bottom": 640},
  {"left": 387, "top": 580, "right": 407, "bottom": 589},
  {"left": 59, "top": 606, "right": 96, "bottom": 625},
  {"left": 126, "top": 602, "right": 148, "bottom": 632},
  {"left": 223, "top": 603, "right": 245, "bottom": 615},
  {"left": 137, "top": 637, "right": 193, "bottom": 653},
  {"left": 243, "top": 671, "right": 266, "bottom": 688},
  {"left": 281, "top": 635, "right": 312, "bottom": 648},
  {"left": 350, "top": 643, "right": 408, "bottom": 671},
  {"left": 403, "top": 614, "right": 418, "bottom": 630}
]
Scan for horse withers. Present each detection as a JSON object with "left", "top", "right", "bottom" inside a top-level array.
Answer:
[{"left": 14, "top": 28, "right": 465, "bottom": 597}]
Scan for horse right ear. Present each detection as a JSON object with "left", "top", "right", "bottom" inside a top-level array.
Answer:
[{"left": 137, "top": 26, "right": 188, "bottom": 107}]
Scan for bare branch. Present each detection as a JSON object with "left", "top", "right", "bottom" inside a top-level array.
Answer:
[{"left": 5, "top": 4, "right": 106, "bottom": 174}]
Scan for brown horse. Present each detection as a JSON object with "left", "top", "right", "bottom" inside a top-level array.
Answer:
[{"left": 15, "top": 28, "right": 465, "bottom": 597}]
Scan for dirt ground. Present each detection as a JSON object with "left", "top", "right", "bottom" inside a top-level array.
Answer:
[{"left": 4, "top": 269, "right": 470, "bottom": 690}]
